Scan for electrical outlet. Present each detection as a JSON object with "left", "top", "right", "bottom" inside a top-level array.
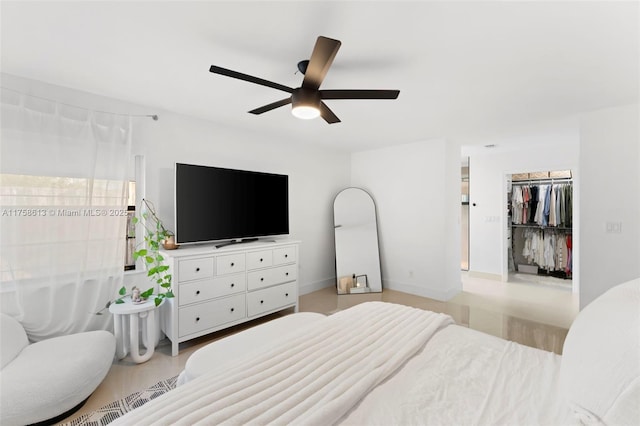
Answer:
[{"left": 605, "top": 222, "right": 622, "bottom": 233}]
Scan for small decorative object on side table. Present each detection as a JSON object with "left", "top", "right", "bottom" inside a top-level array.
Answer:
[{"left": 109, "top": 296, "right": 165, "bottom": 363}]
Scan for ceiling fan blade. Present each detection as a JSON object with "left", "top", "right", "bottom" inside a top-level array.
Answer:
[
  {"left": 319, "top": 101, "right": 341, "bottom": 124},
  {"left": 302, "top": 36, "right": 341, "bottom": 91},
  {"left": 320, "top": 89, "right": 400, "bottom": 100},
  {"left": 209, "top": 65, "right": 294, "bottom": 94},
  {"left": 248, "top": 97, "right": 292, "bottom": 115}
]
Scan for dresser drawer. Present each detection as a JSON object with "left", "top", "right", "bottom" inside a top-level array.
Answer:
[
  {"left": 178, "top": 293, "right": 246, "bottom": 337},
  {"left": 178, "top": 273, "right": 246, "bottom": 306},
  {"left": 247, "top": 264, "right": 297, "bottom": 291},
  {"left": 216, "top": 253, "right": 246, "bottom": 275},
  {"left": 178, "top": 258, "right": 214, "bottom": 282},
  {"left": 247, "top": 250, "right": 273, "bottom": 270},
  {"left": 247, "top": 282, "right": 297, "bottom": 317},
  {"left": 273, "top": 246, "right": 296, "bottom": 265}
]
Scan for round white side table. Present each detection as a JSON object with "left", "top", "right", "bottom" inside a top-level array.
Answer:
[{"left": 109, "top": 296, "right": 164, "bottom": 363}]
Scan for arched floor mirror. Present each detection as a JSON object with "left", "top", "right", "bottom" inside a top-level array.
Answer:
[{"left": 333, "top": 187, "right": 382, "bottom": 294}]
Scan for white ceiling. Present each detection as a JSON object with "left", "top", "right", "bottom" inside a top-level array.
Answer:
[{"left": 1, "top": 1, "right": 638, "bottom": 152}]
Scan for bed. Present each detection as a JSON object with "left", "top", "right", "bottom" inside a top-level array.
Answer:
[{"left": 112, "top": 278, "right": 639, "bottom": 425}]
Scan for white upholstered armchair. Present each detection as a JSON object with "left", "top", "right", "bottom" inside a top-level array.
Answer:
[{"left": 0, "top": 313, "right": 115, "bottom": 425}]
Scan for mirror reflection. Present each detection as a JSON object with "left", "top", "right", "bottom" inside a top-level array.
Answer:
[{"left": 333, "top": 187, "right": 382, "bottom": 294}]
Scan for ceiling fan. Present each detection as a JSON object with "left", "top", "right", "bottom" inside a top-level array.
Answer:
[{"left": 209, "top": 36, "right": 400, "bottom": 124}]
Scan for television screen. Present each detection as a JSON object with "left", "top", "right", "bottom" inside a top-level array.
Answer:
[{"left": 175, "top": 163, "right": 289, "bottom": 244}]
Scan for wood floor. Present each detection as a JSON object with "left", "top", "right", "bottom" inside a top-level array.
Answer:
[{"left": 57, "top": 273, "right": 579, "bottom": 424}]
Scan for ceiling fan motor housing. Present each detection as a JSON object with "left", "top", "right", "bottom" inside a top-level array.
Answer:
[
  {"left": 292, "top": 88, "right": 320, "bottom": 109},
  {"left": 291, "top": 88, "right": 322, "bottom": 119}
]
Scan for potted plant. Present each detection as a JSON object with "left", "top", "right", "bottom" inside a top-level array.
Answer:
[
  {"left": 96, "top": 199, "right": 175, "bottom": 314},
  {"left": 131, "top": 199, "right": 175, "bottom": 306}
]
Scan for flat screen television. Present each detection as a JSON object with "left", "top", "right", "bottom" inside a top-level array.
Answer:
[{"left": 175, "top": 163, "right": 289, "bottom": 245}]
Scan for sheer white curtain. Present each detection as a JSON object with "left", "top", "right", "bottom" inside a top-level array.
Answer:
[{"left": 0, "top": 88, "right": 132, "bottom": 341}]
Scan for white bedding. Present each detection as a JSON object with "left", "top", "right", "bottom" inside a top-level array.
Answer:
[
  {"left": 112, "top": 302, "right": 453, "bottom": 425},
  {"left": 340, "top": 324, "right": 577, "bottom": 425},
  {"left": 114, "top": 280, "right": 640, "bottom": 425}
]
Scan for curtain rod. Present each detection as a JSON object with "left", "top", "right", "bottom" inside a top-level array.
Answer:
[{"left": 1, "top": 86, "right": 159, "bottom": 121}]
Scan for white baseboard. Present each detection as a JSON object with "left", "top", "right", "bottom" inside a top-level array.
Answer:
[
  {"left": 299, "top": 278, "right": 334, "bottom": 295},
  {"left": 467, "top": 270, "right": 503, "bottom": 281},
  {"left": 383, "top": 279, "right": 461, "bottom": 301}
]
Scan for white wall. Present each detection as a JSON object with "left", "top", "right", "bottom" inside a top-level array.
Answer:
[
  {"left": 351, "top": 139, "right": 462, "bottom": 301},
  {"left": 1, "top": 73, "right": 351, "bottom": 295},
  {"left": 464, "top": 121, "right": 580, "bottom": 284},
  {"left": 579, "top": 103, "right": 640, "bottom": 308}
]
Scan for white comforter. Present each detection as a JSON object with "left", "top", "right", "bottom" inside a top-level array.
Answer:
[
  {"left": 340, "top": 324, "right": 577, "bottom": 425},
  {"left": 112, "top": 302, "right": 453, "bottom": 425}
]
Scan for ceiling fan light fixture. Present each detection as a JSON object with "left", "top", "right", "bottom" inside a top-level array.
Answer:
[
  {"left": 291, "top": 105, "right": 320, "bottom": 120},
  {"left": 291, "top": 88, "right": 320, "bottom": 120}
]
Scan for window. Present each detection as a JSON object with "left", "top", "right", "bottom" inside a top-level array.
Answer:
[{"left": 0, "top": 173, "right": 129, "bottom": 282}]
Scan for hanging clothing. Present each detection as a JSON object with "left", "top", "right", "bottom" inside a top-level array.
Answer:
[
  {"left": 529, "top": 185, "right": 539, "bottom": 223},
  {"left": 549, "top": 185, "right": 557, "bottom": 226},
  {"left": 520, "top": 228, "right": 572, "bottom": 275}
]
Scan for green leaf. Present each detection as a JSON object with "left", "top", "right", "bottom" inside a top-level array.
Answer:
[
  {"left": 145, "top": 256, "right": 154, "bottom": 264},
  {"left": 115, "top": 298, "right": 125, "bottom": 304},
  {"left": 157, "top": 265, "right": 169, "bottom": 273},
  {"left": 160, "top": 282, "right": 170, "bottom": 288},
  {"left": 118, "top": 286, "right": 127, "bottom": 296},
  {"left": 132, "top": 216, "right": 139, "bottom": 224},
  {"left": 154, "top": 298, "right": 162, "bottom": 307},
  {"left": 141, "top": 288, "right": 154, "bottom": 298},
  {"left": 148, "top": 266, "right": 159, "bottom": 275},
  {"left": 156, "top": 254, "right": 164, "bottom": 262},
  {"left": 157, "top": 278, "right": 163, "bottom": 284},
  {"left": 165, "top": 291, "right": 175, "bottom": 298}
]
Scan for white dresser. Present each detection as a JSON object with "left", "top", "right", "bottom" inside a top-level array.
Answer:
[{"left": 160, "top": 240, "right": 300, "bottom": 356}]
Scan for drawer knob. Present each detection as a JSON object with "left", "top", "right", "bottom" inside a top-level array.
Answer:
[
  {"left": 230, "top": 307, "right": 235, "bottom": 312},
  {"left": 260, "top": 277, "right": 264, "bottom": 282},
  {"left": 260, "top": 300, "right": 264, "bottom": 304},
  {"left": 285, "top": 254, "right": 288, "bottom": 258},
  {"left": 260, "top": 258, "right": 263, "bottom": 262},
  {"left": 196, "top": 317, "right": 200, "bottom": 322},
  {"left": 230, "top": 283, "right": 235, "bottom": 288},
  {"left": 196, "top": 267, "right": 200, "bottom": 272},
  {"left": 285, "top": 272, "right": 289, "bottom": 276},
  {"left": 231, "top": 262, "right": 235, "bottom": 267},
  {"left": 285, "top": 293, "right": 289, "bottom": 297},
  {"left": 196, "top": 290, "right": 200, "bottom": 295}
]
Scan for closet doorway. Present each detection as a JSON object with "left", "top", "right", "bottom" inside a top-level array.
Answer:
[
  {"left": 506, "top": 170, "right": 574, "bottom": 291},
  {"left": 461, "top": 159, "right": 469, "bottom": 270}
]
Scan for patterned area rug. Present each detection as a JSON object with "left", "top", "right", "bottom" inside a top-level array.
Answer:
[{"left": 62, "top": 375, "right": 178, "bottom": 425}]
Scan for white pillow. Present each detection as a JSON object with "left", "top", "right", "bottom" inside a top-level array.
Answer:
[{"left": 559, "top": 279, "right": 640, "bottom": 425}]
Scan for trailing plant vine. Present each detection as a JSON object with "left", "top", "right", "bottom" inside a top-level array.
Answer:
[
  {"left": 132, "top": 199, "right": 175, "bottom": 307},
  {"left": 96, "top": 199, "right": 174, "bottom": 314}
]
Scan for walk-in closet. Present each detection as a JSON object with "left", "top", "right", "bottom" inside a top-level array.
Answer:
[{"left": 507, "top": 170, "right": 573, "bottom": 290}]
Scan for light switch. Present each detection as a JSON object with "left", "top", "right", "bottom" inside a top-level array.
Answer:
[{"left": 605, "top": 222, "right": 622, "bottom": 233}]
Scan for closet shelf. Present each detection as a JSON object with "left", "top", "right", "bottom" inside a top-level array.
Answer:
[{"left": 511, "top": 178, "right": 572, "bottom": 186}]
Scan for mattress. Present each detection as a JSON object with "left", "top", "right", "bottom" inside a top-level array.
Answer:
[{"left": 340, "top": 324, "right": 577, "bottom": 425}]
